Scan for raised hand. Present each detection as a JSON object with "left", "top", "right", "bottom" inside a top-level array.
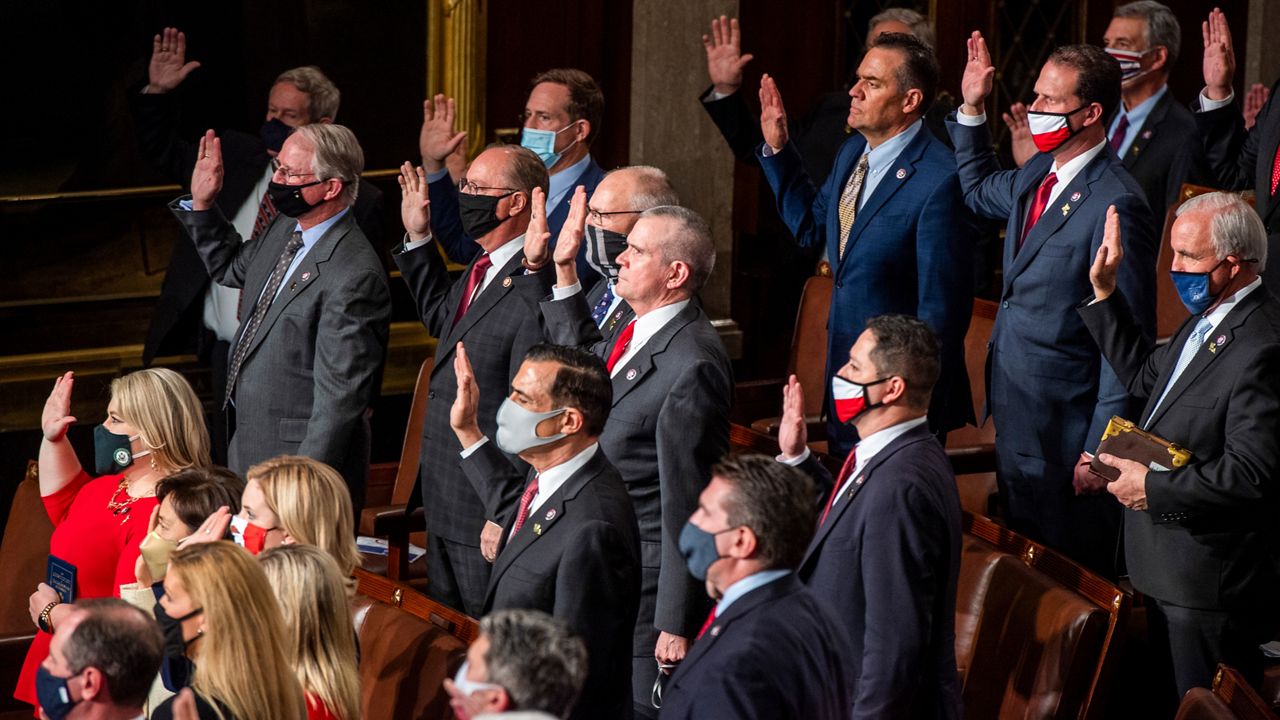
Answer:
[
  {"left": 398, "top": 161, "right": 432, "bottom": 242},
  {"left": 553, "top": 186, "right": 588, "bottom": 268},
  {"left": 961, "top": 31, "right": 996, "bottom": 114},
  {"left": 1244, "top": 82, "right": 1270, "bottom": 130},
  {"left": 1202, "top": 8, "right": 1235, "bottom": 101},
  {"left": 1001, "top": 102, "right": 1036, "bottom": 167},
  {"left": 523, "top": 187, "right": 553, "bottom": 269},
  {"left": 41, "top": 371, "right": 76, "bottom": 442},
  {"left": 419, "top": 94, "right": 468, "bottom": 174},
  {"left": 147, "top": 27, "right": 201, "bottom": 94},
  {"left": 450, "top": 343, "right": 484, "bottom": 447},
  {"left": 1090, "top": 205, "right": 1124, "bottom": 301},
  {"left": 190, "top": 130, "right": 224, "bottom": 211},
  {"left": 703, "top": 16, "right": 754, "bottom": 96},
  {"left": 184, "top": 506, "right": 233, "bottom": 546},
  {"left": 777, "top": 375, "right": 808, "bottom": 459},
  {"left": 758, "top": 74, "right": 790, "bottom": 151}
]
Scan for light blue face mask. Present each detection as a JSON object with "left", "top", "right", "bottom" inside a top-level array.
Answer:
[{"left": 520, "top": 122, "right": 580, "bottom": 168}]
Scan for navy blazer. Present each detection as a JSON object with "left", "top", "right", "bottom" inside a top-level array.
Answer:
[
  {"left": 797, "top": 424, "right": 963, "bottom": 720},
  {"left": 659, "top": 574, "right": 851, "bottom": 720},
  {"left": 758, "top": 126, "right": 976, "bottom": 442},
  {"left": 427, "top": 157, "right": 606, "bottom": 286},
  {"left": 948, "top": 117, "right": 1157, "bottom": 464}
]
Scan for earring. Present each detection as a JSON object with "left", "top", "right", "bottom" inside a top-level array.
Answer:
[{"left": 150, "top": 457, "right": 157, "bottom": 470}]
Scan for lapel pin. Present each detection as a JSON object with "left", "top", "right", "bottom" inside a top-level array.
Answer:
[
  {"left": 1208, "top": 342, "right": 1217, "bottom": 353},
  {"left": 895, "top": 168, "right": 906, "bottom": 179},
  {"left": 710, "top": 626, "right": 721, "bottom": 637},
  {"left": 1061, "top": 203, "right": 1071, "bottom": 216},
  {"left": 855, "top": 475, "right": 864, "bottom": 486},
  {"left": 1070, "top": 192, "right": 1082, "bottom": 202},
  {"left": 1142, "top": 129, "right": 1153, "bottom": 139},
  {"left": 289, "top": 281, "right": 297, "bottom": 291},
  {"left": 1216, "top": 334, "right": 1226, "bottom": 345},
  {"left": 533, "top": 523, "right": 542, "bottom": 536},
  {"left": 503, "top": 277, "right": 513, "bottom": 288},
  {"left": 1132, "top": 146, "right": 1142, "bottom": 156},
  {"left": 545, "top": 508, "right": 556, "bottom": 521},
  {"left": 301, "top": 271, "right": 310, "bottom": 281},
  {"left": 626, "top": 368, "right": 637, "bottom": 380}
]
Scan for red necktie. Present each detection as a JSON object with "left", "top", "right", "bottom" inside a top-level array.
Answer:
[
  {"left": 696, "top": 606, "right": 717, "bottom": 639},
  {"left": 510, "top": 475, "right": 540, "bottom": 536},
  {"left": 453, "top": 254, "right": 493, "bottom": 327},
  {"left": 1020, "top": 172, "right": 1059, "bottom": 247},
  {"left": 606, "top": 320, "right": 637, "bottom": 372},
  {"left": 1270, "top": 145, "right": 1280, "bottom": 196},
  {"left": 818, "top": 449, "right": 857, "bottom": 525},
  {"left": 1109, "top": 114, "right": 1129, "bottom": 153}
]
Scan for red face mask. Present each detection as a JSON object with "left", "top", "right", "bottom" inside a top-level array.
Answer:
[
  {"left": 831, "top": 374, "right": 890, "bottom": 423},
  {"left": 229, "top": 514, "right": 275, "bottom": 555},
  {"left": 1027, "top": 105, "right": 1087, "bottom": 153}
]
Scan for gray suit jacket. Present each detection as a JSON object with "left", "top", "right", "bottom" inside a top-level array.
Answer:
[
  {"left": 170, "top": 199, "right": 391, "bottom": 502},
  {"left": 534, "top": 291, "right": 732, "bottom": 652}
]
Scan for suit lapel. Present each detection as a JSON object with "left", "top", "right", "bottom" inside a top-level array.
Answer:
[
  {"left": 440, "top": 250, "right": 527, "bottom": 351},
  {"left": 677, "top": 575, "right": 799, "bottom": 678},
  {"left": 1005, "top": 155, "right": 1098, "bottom": 285},
  {"left": 1121, "top": 92, "right": 1171, "bottom": 170},
  {"left": 609, "top": 304, "right": 697, "bottom": 406},
  {"left": 1002, "top": 156, "right": 1055, "bottom": 293},
  {"left": 838, "top": 131, "right": 927, "bottom": 266}
]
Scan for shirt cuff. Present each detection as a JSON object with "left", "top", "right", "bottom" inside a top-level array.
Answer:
[
  {"left": 702, "top": 89, "right": 734, "bottom": 103},
  {"left": 775, "top": 447, "right": 812, "bottom": 466},
  {"left": 178, "top": 199, "right": 194, "bottom": 211},
  {"left": 1198, "top": 89, "right": 1235, "bottom": 112},
  {"left": 552, "top": 281, "right": 583, "bottom": 300},
  {"left": 761, "top": 143, "right": 782, "bottom": 157},
  {"left": 955, "top": 110, "right": 987, "bottom": 127},
  {"left": 425, "top": 167, "right": 450, "bottom": 184},
  {"left": 403, "top": 231, "right": 434, "bottom": 252},
  {"left": 460, "top": 436, "right": 489, "bottom": 459}
]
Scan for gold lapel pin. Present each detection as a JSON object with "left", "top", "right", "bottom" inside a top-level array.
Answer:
[
  {"left": 1061, "top": 203, "right": 1071, "bottom": 216},
  {"left": 533, "top": 523, "right": 542, "bottom": 536}
]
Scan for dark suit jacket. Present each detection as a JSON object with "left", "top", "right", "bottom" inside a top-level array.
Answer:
[
  {"left": 426, "top": 157, "right": 606, "bottom": 286},
  {"left": 133, "top": 89, "right": 386, "bottom": 365},
  {"left": 463, "top": 443, "right": 641, "bottom": 720},
  {"left": 1112, "top": 90, "right": 1208, "bottom": 224},
  {"left": 948, "top": 117, "right": 1158, "bottom": 465},
  {"left": 659, "top": 574, "right": 851, "bottom": 720},
  {"left": 1194, "top": 80, "right": 1280, "bottom": 287},
  {"left": 533, "top": 293, "right": 732, "bottom": 652},
  {"left": 392, "top": 239, "right": 552, "bottom": 542},
  {"left": 170, "top": 202, "right": 391, "bottom": 499},
  {"left": 759, "top": 126, "right": 976, "bottom": 446},
  {"left": 796, "top": 424, "right": 963, "bottom": 720},
  {"left": 1078, "top": 286, "right": 1280, "bottom": 621}
]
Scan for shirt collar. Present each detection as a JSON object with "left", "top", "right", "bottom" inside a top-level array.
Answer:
[
  {"left": 631, "top": 299, "right": 691, "bottom": 349},
  {"left": 1115, "top": 83, "right": 1168, "bottom": 132},
  {"left": 548, "top": 153, "right": 594, "bottom": 207},
  {"left": 1202, "top": 275, "right": 1262, "bottom": 329},
  {"left": 715, "top": 569, "right": 790, "bottom": 616},
  {"left": 292, "top": 206, "right": 350, "bottom": 249},
  {"left": 852, "top": 415, "right": 928, "bottom": 471},
  {"left": 1050, "top": 139, "right": 1108, "bottom": 188},
  {"left": 532, "top": 443, "right": 598, "bottom": 507},
  {"left": 486, "top": 233, "right": 526, "bottom": 270},
  {"left": 862, "top": 120, "right": 923, "bottom": 175}
]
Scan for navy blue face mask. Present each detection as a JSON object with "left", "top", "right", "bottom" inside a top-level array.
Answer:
[
  {"left": 35, "top": 665, "right": 81, "bottom": 720},
  {"left": 260, "top": 118, "right": 294, "bottom": 154},
  {"left": 1169, "top": 258, "right": 1252, "bottom": 315}
]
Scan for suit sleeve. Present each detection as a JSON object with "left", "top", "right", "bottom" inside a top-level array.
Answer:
[
  {"left": 426, "top": 175, "right": 482, "bottom": 264},
  {"left": 1194, "top": 90, "right": 1270, "bottom": 193},
  {"left": 672, "top": 647, "right": 789, "bottom": 720},
  {"left": 851, "top": 482, "right": 949, "bottom": 720},
  {"left": 794, "top": 454, "right": 836, "bottom": 509},
  {"left": 537, "top": 291, "right": 605, "bottom": 349},
  {"left": 946, "top": 116, "right": 1021, "bottom": 221},
  {"left": 699, "top": 87, "right": 767, "bottom": 166},
  {"left": 131, "top": 88, "right": 198, "bottom": 185},
  {"left": 757, "top": 138, "right": 844, "bottom": 251},
  {"left": 168, "top": 197, "right": 260, "bottom": 289},
  {"left": 1084, "top": 193, "right": 1158, "bottom": 448},
  {"left": 1077, "top": 290, "right": 1171, "bottom": 401},
  {"left": 915, "top": 173, "right": 976, "bottom": 381},
  {"left": 459, "top": 439, "right": 528, "bottom": 526},
  {"left": 1147, "top": 343, "right": 1280, "bottom": 521},
  {"left": 655, "top": 358, "right": 733, "bottom": 636},
  {"left": 298, "top": 268, "right": 391, "bottom": 468},
  {"left": 555, "top": 519, "right": 639, "bottom": 670},
  {"left": 392, "top": 239, "right": 457, "bottom": 337}
]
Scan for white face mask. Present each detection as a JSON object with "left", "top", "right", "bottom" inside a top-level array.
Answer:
[{"left": 494, "top": 398, "right": 568, "bottom": 455}]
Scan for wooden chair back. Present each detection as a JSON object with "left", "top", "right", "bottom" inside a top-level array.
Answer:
[
  {"left": 787, "top": 275, "right": 832, "bottom": 415},
  {"left": 354, "top": 567, "right": 478, "bottom": 646},
  {"left": 1211, "top": 664, "right": 1277, "bottom": 720}
]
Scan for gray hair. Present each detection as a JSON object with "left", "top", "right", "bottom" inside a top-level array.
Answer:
[
  {"left": 294, "top": 123, "right": 363, "bottom": 206},
  {"left": 1114, "top": 1, "right": 1181, "bottom": 67},
  {"left": 638, "top": 205, "right": 716, "bottom": 294},
  {"left": 1177, "top": 192, "right": 1268, "bottom": 271},
  {"left": 868, "top": 7, "right": 935, "bottom": 50},
  {"left": 62, "top": 599, "right": 165, "bottom": 709},
  {"left": 480, "top": 609, "right": 587, "bottom": 719},
  {"left": 274, "top": 66, "right": 341, "bottom": 121},
  {"left": 605, "top": 165, "right": 680, "bottom": 211}
]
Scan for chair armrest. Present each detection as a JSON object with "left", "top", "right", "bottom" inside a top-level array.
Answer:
[{"left": 946, "top": 444, "right": 997, "bottom": 476}]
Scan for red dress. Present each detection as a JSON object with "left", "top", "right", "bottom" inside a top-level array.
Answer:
[{"left": 14, "top": 471, "right": 157, "bottom": 708}]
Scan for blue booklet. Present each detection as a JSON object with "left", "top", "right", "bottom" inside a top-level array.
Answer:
[{"left": 47, "top": 555, "right": 77, "bottom": 604}]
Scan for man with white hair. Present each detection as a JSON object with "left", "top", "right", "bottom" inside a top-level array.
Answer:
[{"left": 1083, "top": 192, "right": 1280, "bottom": 704}]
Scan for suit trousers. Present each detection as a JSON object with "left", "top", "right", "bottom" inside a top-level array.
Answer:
[
  {"left": 425, "top": 534, "right": 491, "bottom": 618},
  {"left": 1147, "top": 599, "right": 1265, "bottom": 707}
]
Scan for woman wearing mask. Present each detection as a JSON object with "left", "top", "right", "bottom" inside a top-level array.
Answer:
[
  {"left": 260, "top": 545, "right": 361, "bottom": 720},
  {"left": 16, "top": 369, "right": 210, "bottom": 710},
  {"left": 151, "top": 541, "right": 307, "bottom": 720}
]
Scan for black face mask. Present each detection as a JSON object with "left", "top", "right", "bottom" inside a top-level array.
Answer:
[
  {"left": 458, "top": 191, "right": 514, "bottom": 239},
  {"left": 584, "top": 225, "right": 628, "bottom": 280},
  {"left": 259, "top": 118, "right": 294, "bottom": 153},
  {"left": 154, "top": 599, "right": 204, "bottom": 657},
  {"left": 267, "top": 179, "right": 325, "bottom": 218}
]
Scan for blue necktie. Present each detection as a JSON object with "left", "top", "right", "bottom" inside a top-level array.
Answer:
[
  {"left": 1147, "top": 317, "right": 1213, "bottom": 426},
  {"left": 591, "top": 282, "right": 616, "bottom": 327}
]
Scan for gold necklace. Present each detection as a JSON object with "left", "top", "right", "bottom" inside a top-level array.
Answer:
[{"left": 106, "top": 475, "right": 156, "bottom": 525}]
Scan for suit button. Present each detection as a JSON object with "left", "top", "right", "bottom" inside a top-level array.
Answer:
[
  {"left": 428, "top": 391, "right": 436, "bottom": 400},
  {"left": 1002, "top": 301, "right": 1010, "bottom": 309}
]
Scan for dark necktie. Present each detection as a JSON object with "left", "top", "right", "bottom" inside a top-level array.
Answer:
[
  {"left": 223, "top": 231, "right": 305, "bottom": 409},
  {"left": 819, "top": 449, "right": 857, "bottom": 525},
  {"left": 606, "top": 320, "right": 637, "bottom": 373},
  {"left": 453, "top": 254, "right": 493, "bottom": 327},
  {"left": 1020, "top": 172, "right": 1059, "bottom": 247},
  {"left": 510, "top": 474, "right": 540, "bottom": 537},
  {"left": 592, "top": 282, "right": 616, "bottom": 326},
  {"left": 250, "top": 193, "right": 278, "bottom": 241},
  {"left": 1110, "top": 114, "right": 1130, "bottom": 153}
]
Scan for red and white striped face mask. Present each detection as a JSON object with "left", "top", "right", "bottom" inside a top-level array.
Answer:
[
  {"left": 831, "top": 374, "right": 891, "bottom": 424},
  {"left": 1104, "top": 47, "right": 1153, "bottom": 83},
  {"left": 1027, "top": 105, "right": 1088, "bottom": 153}
]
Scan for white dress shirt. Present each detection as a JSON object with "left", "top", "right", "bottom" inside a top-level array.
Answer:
[{"left": 608, "top": 299, "right": 690, "bottom": 377}]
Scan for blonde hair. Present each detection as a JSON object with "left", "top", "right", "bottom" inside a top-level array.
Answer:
[
  {"left": 111, "top": 368, "right": 211, "bottom": 472},
  {"left": 167, "top": 542, "right": 306, "bottom": 720},
  {"left": 260, "top": 545, "right": 361, "bottom": 720},
  {"left": 247, "top": 456, "right": 360, "bottom": 579}
]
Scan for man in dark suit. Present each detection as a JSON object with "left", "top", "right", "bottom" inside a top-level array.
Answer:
[
  {"left": 449, "top": 343, "right": 640, "bottom": 720},
  {"left": 1003, "top": 1, "right": 1208, "bottom": 224},
  {"left": 776, "top": 314, "right": 962, "bottom": 719},
  {"left": 171, "top": 124, "right": 390, "bottom": 514},
  {"left": 523, "top": 201, "right": 732, "bottom": 718},
  {"left": 1083, "top": 194, "right": 1280, "bottom": 704},
  {"left": 134, "top": 29, "right": 384, "bottom": 462},
  {"left": 756, "top": 32, "right": 975, "bottom": 457},
  {"left": 418, "top": 69, "right": 606, "bottom": 285},
  {"left": 395, "top": 147, "right": 554, "bottom": 617},
  {"left": 659, "top": 455, "right": 850, "bottom": 719},
  {"left": 1194, "top": 8, "right": 1280, "bottom": 288},
  {"left": 950, "top": 36, "right": 1158, "bottom": 573}
]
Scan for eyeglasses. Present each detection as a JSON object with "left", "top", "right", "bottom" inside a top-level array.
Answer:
[
  {"left": 458, "top": 178, "right": 517, "bottom": 196},
  {"left": 270, "top": 159, "right": 318, "bottom": 181},
  {"left": 587, "top": 207, "right": 643, "bottom": 225}
]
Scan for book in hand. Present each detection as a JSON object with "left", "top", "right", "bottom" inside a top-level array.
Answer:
[
  {"left": 47, "top": 555, "right": 77, "bottom": 604},
  {"left": 1089, "top": 416, "right": 1192, "bottom": 482}
]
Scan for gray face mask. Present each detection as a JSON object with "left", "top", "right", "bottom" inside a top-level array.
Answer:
[{"left": 495, "top": 398, "right": 568, "bottom": 454}]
